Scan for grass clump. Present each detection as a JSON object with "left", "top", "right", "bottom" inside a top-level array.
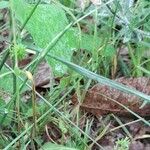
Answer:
[{"left": 0, "top": 0, "right": 149, "bottom": 149}]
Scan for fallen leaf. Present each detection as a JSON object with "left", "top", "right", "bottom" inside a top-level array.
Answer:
[
  {"left": 18, "top": 54, "right": 33, "bottom": 68},
  {"left": 34, "top": 61, "right": 53, "bottom": 88},
  {"left": 44, "top": 122, "right": 62, "bottom": 142},
  {"left": 145, "top": 144, "right": 150, "bottom": 150},
  {"left": 18, "top": 54, "right": 53, "bottom": 88},
  {"left": 72, "top": 77, "right": 150, "bottom": 117},
  {"left": 129, "top": 141, "right": 144, "bottom": 150}
]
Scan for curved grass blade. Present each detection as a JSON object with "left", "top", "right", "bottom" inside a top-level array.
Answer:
[
  {"left": 4, "top": 63, "right": 105, "bottom": 150},
  {"left": 38, "top": 51, "right": 150, "bottom": 103}
]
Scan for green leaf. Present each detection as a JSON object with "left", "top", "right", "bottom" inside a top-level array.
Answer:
[
  {"left": 0, "top": 67, "right": 13, "bottom": 93},
  {"left": 0, "top": 65, "right": 27, "bottom": 94},
  {"left": 0, "top": 1, "right": 9, "bottom": 9},
  {"left": 47, "top": 53, "right": 150, "bottom": 104},
  {"left": 13, "top": 0, "right": 102, "bottom": 76},
  {"left": 59, "top": 119, "right": 68, "bottom": 134},
  {"left": 40, "top": 143, "right": 79, "bottom": 150},
  {"left": 0, "top": 98, "right": 13, "bottom": 126},
  {"left": 13, "top": 0, "right": 76, "bottom": 76},
  {"left": 80, "top": 33, "right": 101, "bottom": 52},
  {"left": 59, "top": 0, "right": 72, "bottom": 7},
  {"left": 103, "top": 44, "right": 116, "bottom": 57}
]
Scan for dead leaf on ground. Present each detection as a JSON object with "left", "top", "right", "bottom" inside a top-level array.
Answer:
[
  {"left": 34, "top": 61, "right": 53, "bottom": 88},
  {"left": 42, "top": 122, "right": 62, "bottom": 143},
  {"left": 129, "top": 122, "right": 150, "bottom": 139},
  {"left": 129, "top": 141, "right": 144, "bottom": 150},
  {"left": 72, "top": 77, "right": 150, "bottom": 117},
  {"left": 19, "top": 55, "right": 53, "bottom": 88},
  {"left": 18, "top": 54, "right": 33, "bottom": 68}
]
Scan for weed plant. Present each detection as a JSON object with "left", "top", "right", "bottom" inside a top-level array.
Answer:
[{"left": 0, "top": 0, "right": 150, "bottom": 149}]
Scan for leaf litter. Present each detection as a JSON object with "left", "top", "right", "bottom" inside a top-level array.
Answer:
[
  {"left": 1, "top": 1, "right": 150, "bottom": 149},
  {"left": 72, "top": 77, "right": 150, "bottom": 149},
  {"left": 73, "top": 77, "right": 150, "bottom": 117}
]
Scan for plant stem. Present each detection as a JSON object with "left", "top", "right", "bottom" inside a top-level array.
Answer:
[
  {"left": 15, "top": 0, "right": 114, "bottom": 95},
  {"left": 29, "top": 47, "right": 150, "bottom": 104},
  {"left": 20, "top": 0, "right": 41, "bottom": 32},
  {"left": 5, "top": 63, "right": 104, "bottom": 150},
  {"left": 19, "top": 22, "right": 73, "bottom": 93},
  {"left": 0, "top": 50, "right": 9, "bottom": 71},
  {"left": 10, "top": 0, "right": 21, "bottom": 149}
]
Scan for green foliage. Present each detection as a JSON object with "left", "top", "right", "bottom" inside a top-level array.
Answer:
[
  {"left": 114, "top": 137, "right": 130, "bottom": 150},
  {"left": 12, "top": 0, "right": 102, "bottom": 76},
  {"left": 0, "top": 66, "right": 27, "bottom": 94},
  {"left": 1, "top": 0, "right": 150, "bottom": 149},
  {"left": 40, "top": 143, "right": 79, "bottom": 150},
  {"left": 0, "top": 98, "right": 13, "bottom": 126},
  {"left": 80, "top": 33, "right": 101, "bottom": 52},
  {"left": 59, "top": 0, "right": 75, "bottom": 7},
  {"left": 13, "top": 0, "right": 76, "bottom": 76},
  {"left": 10, "top": 44, "right": 26, "bottom": 60},
  {"left": 59, "top": 119, "right": 68, "bottom": 134},
  {"left": 47, "top": 53, "right": 150, "bottom": 108},
  {"left": 0, "top": 1, "right": 9, "bottom": 9},
  {"left": 102, "top": 44, "right": 116, "bottom": 57},
  {"left": 0, "top": 67, "right": 13, "bottom": 93}
]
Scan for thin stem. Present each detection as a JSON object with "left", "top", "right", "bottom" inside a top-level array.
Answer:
[
  {"left": 20, "top": 0, "right": 41, "bottom": 32},
  {"left": 18, "top": 0, "right": 114, "bottom": 93},
  {"left": 10, "top": 1, "right": 21, "bottom": 149},
  {"left": 4, "top": 63, "right": 105, "bottom": 150},
  {"left": 0, "top": 49, "right": 9, "bottom": 71},
  {"left": 30, "top": 47, "right": 150, "bottom": 104},
  {"left": 19, "top": 22, "right": 73, "bottom": 92}
]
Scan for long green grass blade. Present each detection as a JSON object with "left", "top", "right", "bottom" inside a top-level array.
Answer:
[{"left": 31, "top": 48, "right": 150, "bottom": 103}]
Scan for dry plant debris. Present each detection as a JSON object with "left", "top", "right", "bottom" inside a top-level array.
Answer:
[
  {"left": 73, "top": 77, "right": 150, "bottom": 117},
  {"left": 19, "top": 55, "right": 53, "bottom": 88},
  {"left": 34, "top": 61, "right": 53, "bottom": 88}
]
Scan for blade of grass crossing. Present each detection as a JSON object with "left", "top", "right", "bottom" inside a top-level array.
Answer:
[
  {"left": 31, "top": 48, "right": 150, "bottom": 104},
  {"left": 4, "top": 64, "right": 105, "bottom": 150}
]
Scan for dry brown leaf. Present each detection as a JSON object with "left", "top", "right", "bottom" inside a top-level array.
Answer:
[
  {"left": 72, "top": 77, "right": 150, "bottom": 117},
  {"left": 18, "top": 55, "right": 53, "bottom": 88},
  {"left": 42, "top": 122, "right": 62, "bottom": 143},
  {"left": 34, "top": 61, "right": 53, "bottom": 88},
  {"left": 129, "top": 141, "right": 144, "bottom": 150},
  {"left": 18, "top": 55, "right": 33, "bottom": 68}
]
